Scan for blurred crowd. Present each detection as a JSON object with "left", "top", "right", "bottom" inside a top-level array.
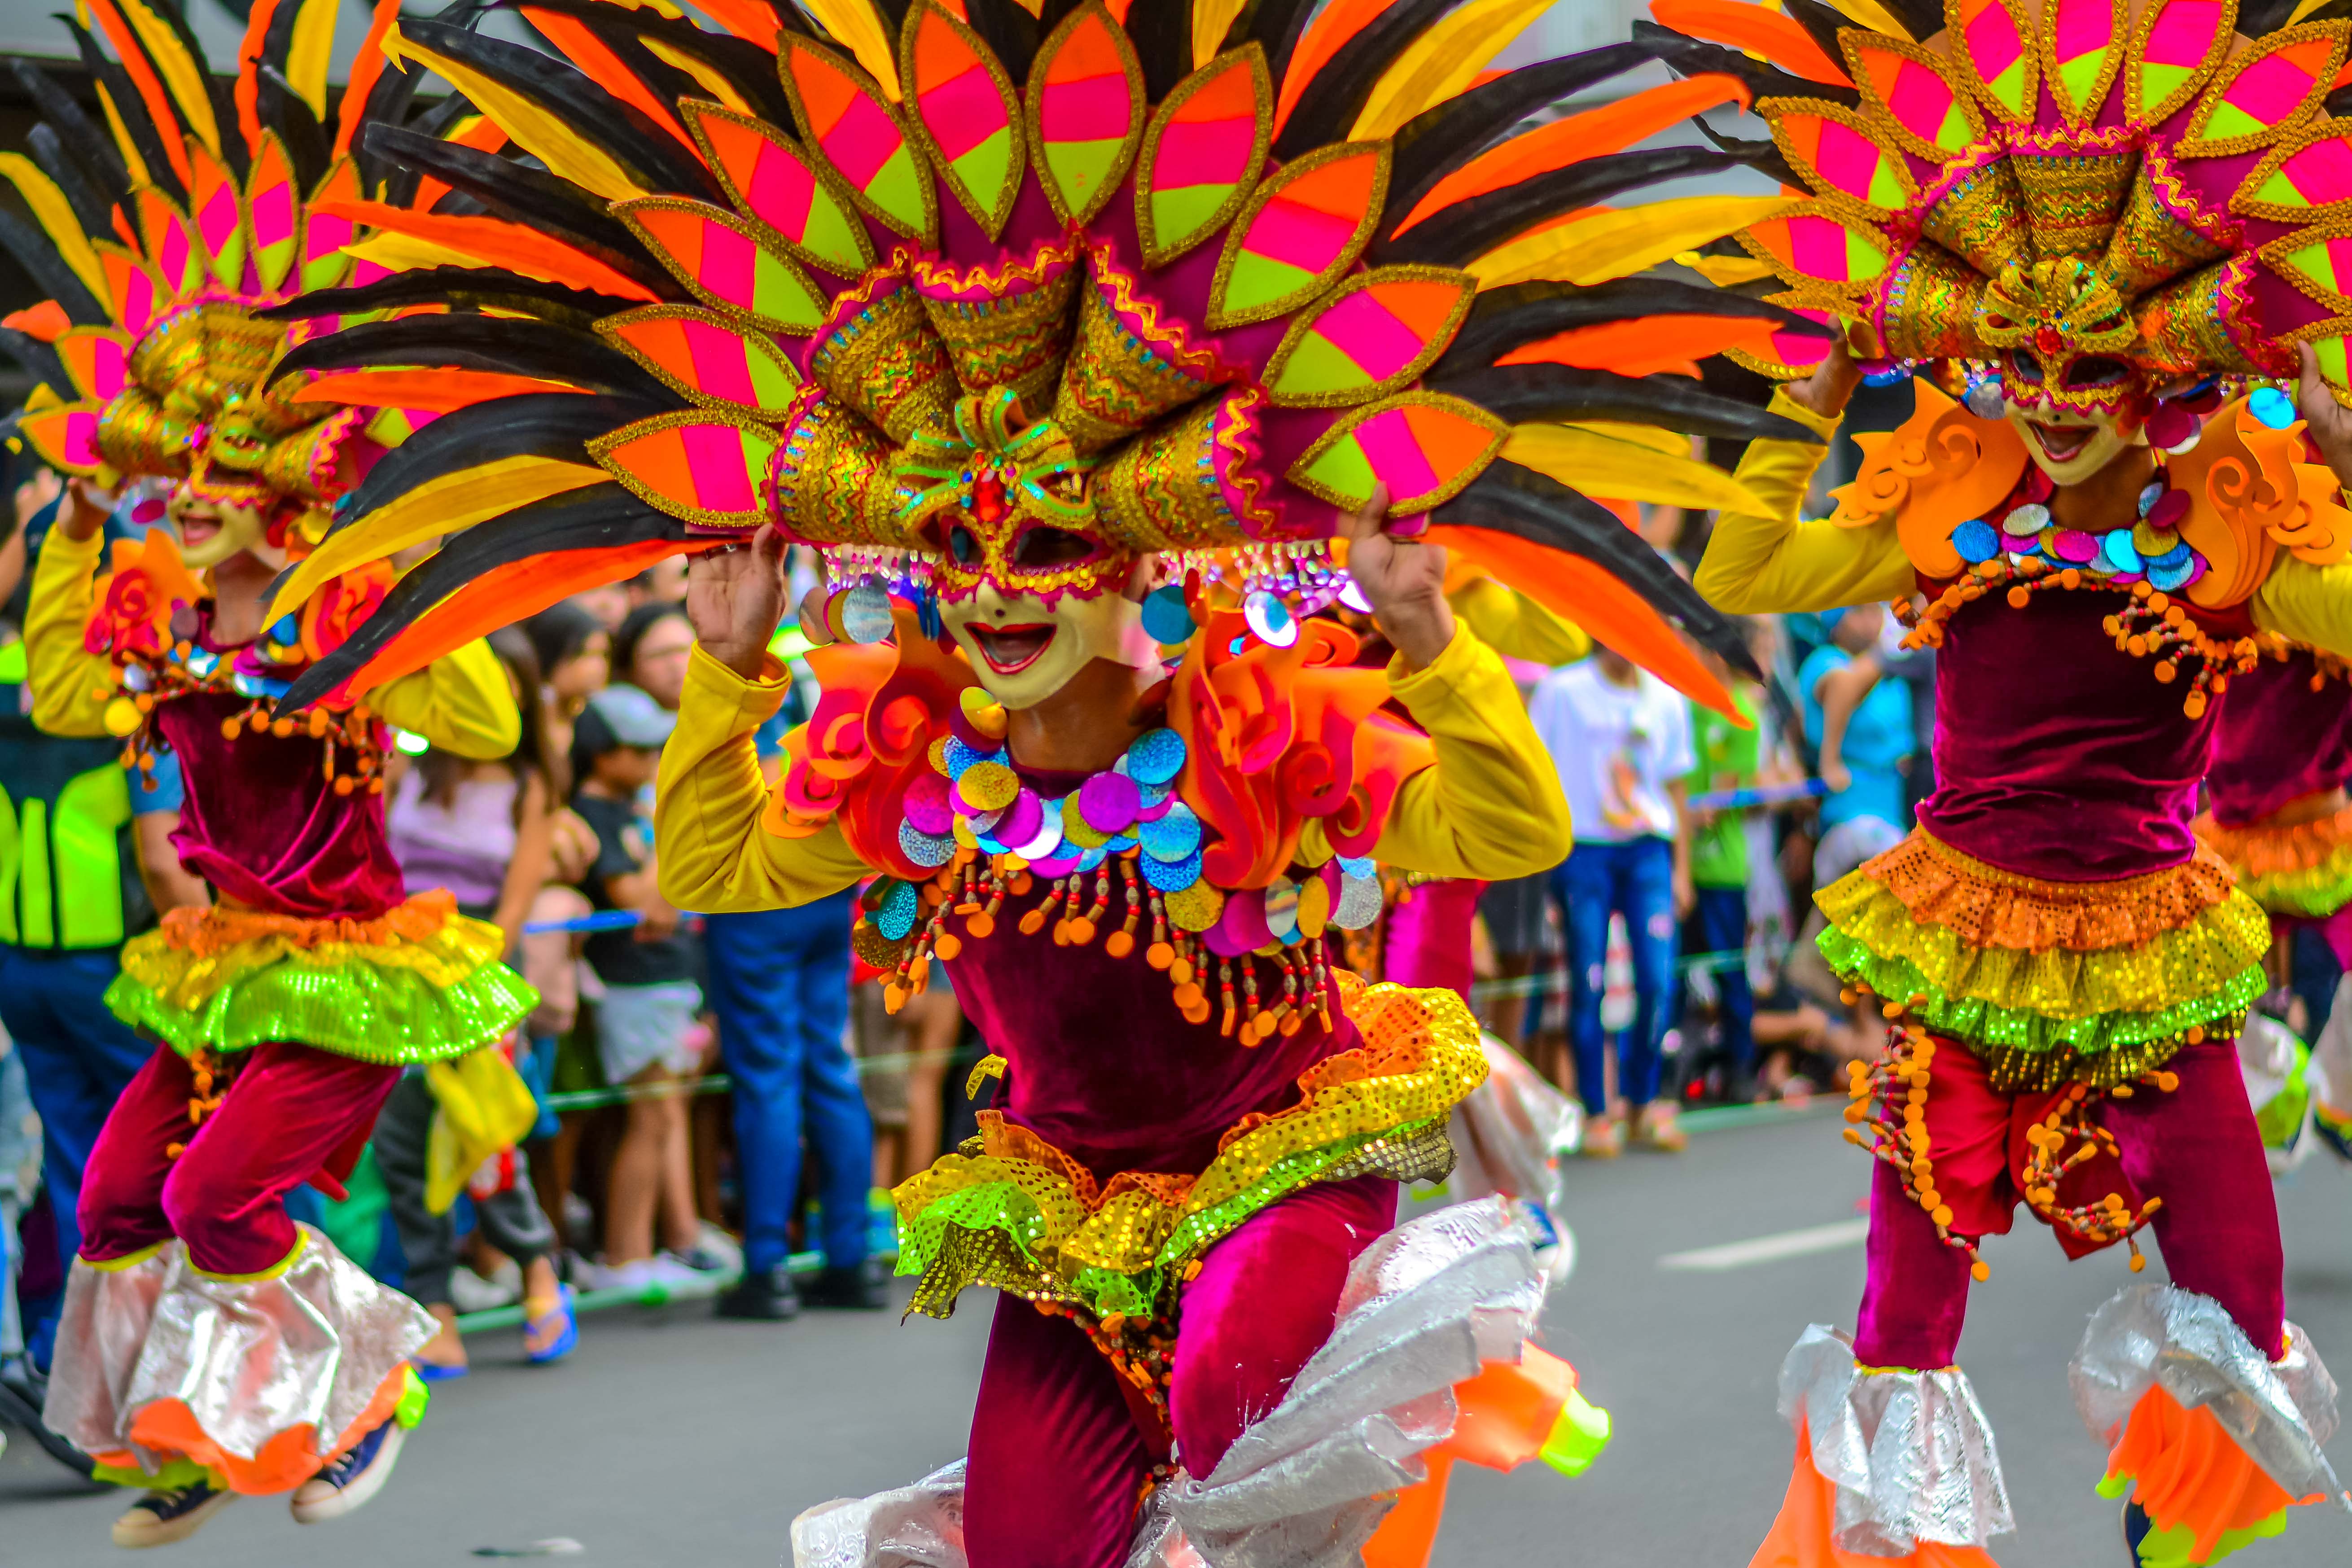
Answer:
[{"left": 0, "top": 455, "right": 1933, "bottom": 1386}]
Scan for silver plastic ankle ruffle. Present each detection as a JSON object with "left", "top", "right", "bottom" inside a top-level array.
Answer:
[
  {"left": 2068, "top": 1281, "right": 2346, "bottom": 1510},
  {"left": 1776, "top": 1324, "right": 2015, "bottom": 1556}
]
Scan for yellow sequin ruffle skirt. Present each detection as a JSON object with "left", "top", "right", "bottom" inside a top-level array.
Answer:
[
  {"left": 1815, "top": 830, "right": 2267, "bottom": 1089},
  {"left": 107, "top": 890, "right": 536, "bottom": 1066},
  {"left": 891, "top": 975, "right": 1484, "bottom": 1323}
]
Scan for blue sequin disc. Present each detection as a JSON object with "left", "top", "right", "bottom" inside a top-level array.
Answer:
[
  {"left": 1950, "top": 520, "right": 1998, "bottom": 564},
  {"left": 2103, "top": 530, "right": 2143, "bottom": 573},
  {"left": 876, "top": 881, "right": 920, "bottom": 941},
  {"left": 1126, "top": 728, "right": 1186, "bottom": 786},
  {"left": 2249, "top": 386, "right": 2297, "bottom": 430},
  {"left": 942, "top": 736, "right": 997, "bottom": 776},
  {"left": 1142, "top": 849, "right": 1203, "bottom": 891},
  {"left": 1141, "top": 802, "right": 1202, "bottom": 862}
]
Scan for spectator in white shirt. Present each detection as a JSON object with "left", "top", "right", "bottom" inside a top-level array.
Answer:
[{"left": 1526, "top": 648, "right": 1697, "bottom": 1155}]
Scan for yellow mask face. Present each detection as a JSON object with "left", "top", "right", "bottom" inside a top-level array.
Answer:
[
  {"left": 168, "top": 483, "right": 272, "bottom": 570},
  {"left": 2003, "top": 403, "right": 2143, "bottom": 486},
  {"left": 939, "top": 578, "right": 1158, "bottom": 710}
]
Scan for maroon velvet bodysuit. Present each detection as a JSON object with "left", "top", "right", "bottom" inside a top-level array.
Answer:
[
  {"left": 2205, "top": 648, "right": 2352, "bottom": 828},
  {"left": 1914, "top": 588, "right": 2225, "bottom": 881},
  {"left": 153, "top": 613, "right": 404, "bottom": 920}
]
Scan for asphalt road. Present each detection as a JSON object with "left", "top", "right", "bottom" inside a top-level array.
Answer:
[{"left": 7, "top": 1105, "right": 2352, "bottom": 1567}]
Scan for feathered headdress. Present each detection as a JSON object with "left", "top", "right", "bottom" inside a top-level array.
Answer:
[
  {"left": 0, "top": 0, "right": 446, "bottom": 558},
  {"left": 1642, "top": 0, "right": 2352, "bottom": 421},
  {"left": 256, "top": 0, "right": 1845, "bottom": 715}
]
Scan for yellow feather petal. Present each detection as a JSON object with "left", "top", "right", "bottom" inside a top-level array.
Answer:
[
  {"left": 287, "top": 0, "right": 341, "bottom": 118},
  {"left": 93, "top": 82, "right": 153, "bottom": 190},
  {"left": 1676, "top": 251, "right": 1777, "bottom": 286},
  {"left": 1564, "top": 420, "right": 1689, "bottom": 457},
  {"left": 642, "top": 38, "right": 753, "bottom": 114},
  {"left": 0, "top": 154, "right": 107, "bottom": 303},
  {"left": 264, "top": 458, "right": 612, "bottom": 625},
  {"left": 117, "top": 0, "right": 221, "bottom": 153},
  {"left": 1817, "top": 0, "right": 1911, "bottom": 37},
  {"left": 1470, "top": 195, "right": 1793, "bottom": 289},
  {"left": 1502, "top": 424, "right": 1765, "bottom": 512},
  {"left": 798, "top": 0, "right": 902, "bottom": 100},
  {"left": 388, "top": 26, "right": 646, "bottom": 201},
  {"left": 1192, "top": 0, "right": 1248, "bottom": 70},
  {"left": 1351, "top": 0, "right": 1552, "bottom": 140}
]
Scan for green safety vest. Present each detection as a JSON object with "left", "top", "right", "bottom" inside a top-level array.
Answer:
[{"left": 0, "top": 640, "right": 156, "bottom": 950}]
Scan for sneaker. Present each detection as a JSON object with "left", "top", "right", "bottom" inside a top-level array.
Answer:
[
  {"left": 113, "top": 1480, "right": 235, "bottom": 1546},
  {"left": 670, "top": 1242, "right": 737, "bottom": 1277},
  {"left": 648, "top": 1253, "right": 726, "bottom": 1297},
  {"left": 447, "top": 1264, "right": 518, "bottom": 1314},
  {"left": 715, "top": 1264, "right": 802, "bottom": 1322},
  {"left": 801, "top": 1257, "right": 890, "bottom": 1310},
  {"left": 289, "top": 1417, "right": 407, "bottom": 1524}
]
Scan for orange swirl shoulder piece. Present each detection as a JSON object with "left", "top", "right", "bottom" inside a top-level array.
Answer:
[
  {"left": 1827, "top": 381, "right": 2027, "bottom": 582},
  {"left": 2178, "top": 398, "right": 2352, "bottom": 609}
]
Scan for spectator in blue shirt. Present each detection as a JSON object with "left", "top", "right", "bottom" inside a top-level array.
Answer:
[{"left": 1796, "top": 604, "right": 1916, "bottom": 885}]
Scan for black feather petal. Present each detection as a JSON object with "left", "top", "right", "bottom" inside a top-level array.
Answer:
[
  {"left": 63, "top": 20, "right": 186, "bottom": 205},
  {"left": 1383, "top": 44, "right": 1654, "bottom": 239},
  {"left": 336, "top": 393, "right": 671, "bottom": 527},
  {"left": 10, "top": 60, "right": 131, "bottom": 205},
  {"left": 1428, "top": 362, "right": 1828, "bottom": 443},
  {"left": 0, "top": 208, "right": 106, "bottom": 326},
  {"left": 1272, "top": 0, "right": 1457, "bottom": 161},
  {"left": 260, "top": 265, "right": 649, "bottom": 328},
  {"left": 1122, "top": 0, "right": 1194, "bottom": 101},
  {"left": 267, "top": 315, "right": 670, "bottom": 401}
]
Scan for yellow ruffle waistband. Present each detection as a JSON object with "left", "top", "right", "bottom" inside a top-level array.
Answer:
[{"left": 890, "top": 975, "right": 1485, "bottom": 1318}]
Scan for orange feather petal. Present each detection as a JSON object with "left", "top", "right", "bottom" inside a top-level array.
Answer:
[
  {"left": 1392, "top": 74, "right": 1748, "bottom": 235},
  {"left": 1426, "top": 523, "right": 1744, "bottom": 721},
  {"left": 334, "top": 0, "right": 407, "bottom": 159},
  {"left": 331, "top": 539, "right": 720, "bottom": 701},
  {"left": 309, "top": 198, "right": 660, "bottom": 302},
  {"left": 407, "top": 118, "right": 511, "bottom": 215},
  {"left": 1275, "top": 0, "right": 1399, "bottom": 136},
  {"left": 521, "top": 8, "right": 702, "bottom": 157},
  {"left": 1649, "top": 0, "right": 1853, "bottom": 86},
  {"left": 298, "top": 369, "right": 590, "bottom": 411},
  {"left": 1497, "top": 314, "right": 1787, "bottom": 372}
]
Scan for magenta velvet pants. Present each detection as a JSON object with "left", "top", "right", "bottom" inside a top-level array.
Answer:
[
  {"left": 1852, "top": 1039, "right": 2284, "bottom": 1370},
  {"left": 79, "top": 1042, "right": 399, "bottom": 1276},
  {"left": 962, "top": 1175, "right": 1398, "bottom": 1568}
]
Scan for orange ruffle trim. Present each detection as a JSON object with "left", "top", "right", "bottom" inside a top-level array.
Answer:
[
  {"left": 89, "top": 1360, "right": 411, "bottom": 1497},
  {"left": 2195, "top": 805, "right": 2352, "bottom": 880},
  {"left": 1752, "top": 1418, "right": 1999, "bottom": 1568},
  {"left": 158, "top": 889, "right": 460, "bottom": 956},
  {"left": 2107, "top": 1384, "right": 2306, "bottom": 1564},
  {"left": 1857, "top": 830, "right": 2238, "bottom": 952}
]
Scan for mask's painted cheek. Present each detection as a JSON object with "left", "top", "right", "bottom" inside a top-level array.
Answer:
[{"left": 942, "top": 584, "right": 1152, "bottom": 711}]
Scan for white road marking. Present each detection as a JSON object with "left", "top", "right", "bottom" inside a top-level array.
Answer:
[{"left": 1657, "top": 1218, "right": 1870, "bottom": 1272}]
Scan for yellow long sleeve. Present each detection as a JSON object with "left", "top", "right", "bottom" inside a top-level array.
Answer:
[
  {"left": 369, "top": 639, "right": 519, "bottom": 760},
  {"left": 1305, "top": 624, "right": 1572, "bottom": 878},
  {"left": 657, "top": 623, "right": 1572, "bottom": 911},
  {"left": 27, "top": 526, "right": 114, "bottom": 738},
  {"left": 1447, "top": 575, "right": 1592, "bottom": 666},
  {"left": 2252, "top": 554, "right": 2352, "bottom": 659},
  {"left": 1693, "top": 390, "right": 1917, "bottom": 614},
  {"left": 654, "top": 645, "right": 871, "bottom": 912},
  {"left": 24, "top": 524, "right": 517, "bottom": 757}
]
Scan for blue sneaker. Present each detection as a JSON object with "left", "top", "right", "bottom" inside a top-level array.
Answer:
[
  {"left": 112, "top": 1479, "right": 236, "bottom": 1547},
  {"left": 289, "top": 1416, "right": 406, "bottom": 1524}
]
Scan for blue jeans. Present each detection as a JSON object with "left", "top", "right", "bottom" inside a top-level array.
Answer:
[
  {"left": 1551, "top": 838, "right": 1678, "bottom": 1117},
  {"left": 703, "top": 898, "right": 872, "bottom": 1274},
  {"left": 0, "top": 946, "right": 151, "bottom": 1366},
  {"left": 1686, "top": 885, "right": 1755, "bottom": 1082}
]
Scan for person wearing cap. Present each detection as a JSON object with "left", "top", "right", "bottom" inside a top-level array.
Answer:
[{"left": 568, "top": 684, "right": 709, "bottom": 1295}]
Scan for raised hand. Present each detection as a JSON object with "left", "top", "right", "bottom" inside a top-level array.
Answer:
[
  {"left": 1343, "top": 483, "right": 1456, "bottom": 671},
  {"left": 2297, "top": 344, "right": 2352, "bottom": 491},
  {"left": 1787, "top": 334, "right": 1862, "bottom": 420},
  {"left": 685, "top": 526, "right": 787, "bottom": 679}
]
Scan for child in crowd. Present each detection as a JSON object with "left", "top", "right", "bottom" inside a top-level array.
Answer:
[
  {"left": 377, "top": 630, "right": 576, "bottom": 1374},
  {"left": 569, "top": 684, "right": 708, "bottom": 1291}
]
